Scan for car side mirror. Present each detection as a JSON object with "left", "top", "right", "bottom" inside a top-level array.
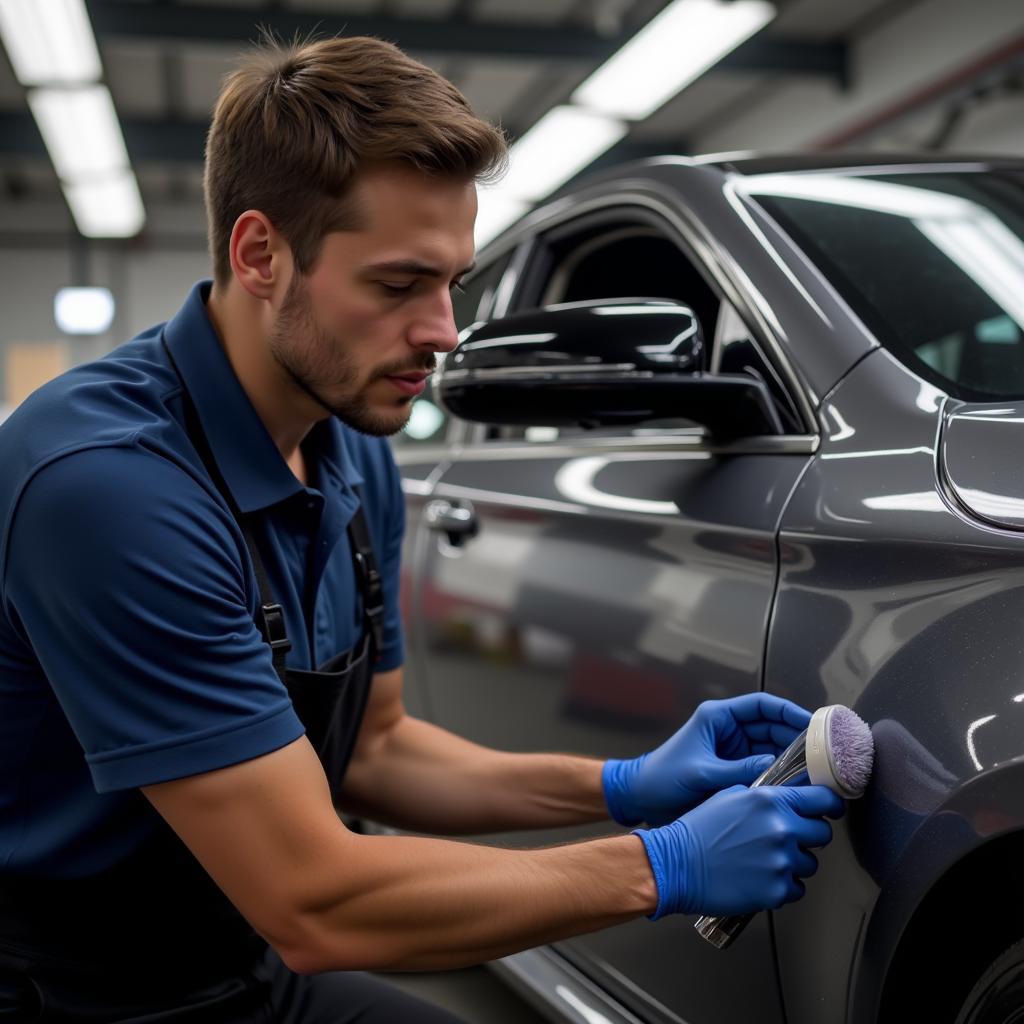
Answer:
[{"left": 438, "top": 298, "right": 783, "bottom": 437}]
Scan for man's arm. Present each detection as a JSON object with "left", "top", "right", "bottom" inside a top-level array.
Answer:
[
  {"left": 338, "top": 667, "right": 609, "bottom": 834},
  {"left": 142, "top": 736, "right": 655, "bottom": 974}
]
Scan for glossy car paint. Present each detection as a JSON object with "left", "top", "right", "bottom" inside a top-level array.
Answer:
[
  {"left": 942, "top": 401, "right": 1024, "bottom": 531},
  {"left": 403, "top": 438, "right": 807, "bottom": 1023},
  {"left": 767, "top": 348, "right": 1024, "bottom": 1021},
  {"left": 393, "top": 156, "right": 1024, "bottom": 1024}
]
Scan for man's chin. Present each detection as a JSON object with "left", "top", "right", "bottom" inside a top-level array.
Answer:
[{"left": 333, "top": 405, "right": 411, "bottom": 438}]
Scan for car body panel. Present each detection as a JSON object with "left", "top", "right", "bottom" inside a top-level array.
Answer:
[
  {"left": 401, "top": 437, "right": 808, "bottom": 1022},
  {"left": 765, "top": 348, "right": 1024, "bottom": 1022},
  {"left": 942, "top": 401, "right": 1024, "bottom": 531}
]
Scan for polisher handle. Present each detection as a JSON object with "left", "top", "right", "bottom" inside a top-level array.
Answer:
[{"left": 692, "top": 727, "right": 809, "bottom": 948}]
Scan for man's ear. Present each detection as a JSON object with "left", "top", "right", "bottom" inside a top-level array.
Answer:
[{"left": 228, "top": 210, "right": 291, "bottom": 300}]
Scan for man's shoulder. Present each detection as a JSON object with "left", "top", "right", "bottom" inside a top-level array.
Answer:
[
  {"left": 0, "top": 329, "right": 180, "bottom": 491},
  {"left": 0, "top": 330, "right": 213, "bottom": 570}
]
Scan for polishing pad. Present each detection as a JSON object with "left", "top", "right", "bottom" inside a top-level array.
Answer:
[{"left": 806, "top": 704, "right": 874, "bottom": 799}]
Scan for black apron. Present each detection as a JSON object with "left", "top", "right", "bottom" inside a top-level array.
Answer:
[{"left": 0, "top": 341, "right": 384, "bottom": 1020}]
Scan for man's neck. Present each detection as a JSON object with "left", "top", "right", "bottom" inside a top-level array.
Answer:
[{"left": 206, "top": 281, "right": 320, "bottom": 471}]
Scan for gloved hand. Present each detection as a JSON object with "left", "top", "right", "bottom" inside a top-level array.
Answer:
[
  {"left": 634, "top": 783, "right": 845, "bottom": 919},
  {"left": 603, "top": 693, "right": 812, "bottom": 826}
]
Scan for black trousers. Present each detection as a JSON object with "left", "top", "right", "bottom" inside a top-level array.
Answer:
[{"left": 0, "top": 945, "right": 468, "bottom": 1023}]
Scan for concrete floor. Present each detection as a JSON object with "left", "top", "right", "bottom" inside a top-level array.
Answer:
[{"left": 374, "top": 966, "right": 551, "bottom": 1023}]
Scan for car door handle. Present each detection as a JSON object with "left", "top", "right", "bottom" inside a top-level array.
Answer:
[{"left": 425, "top": 499, "right": 478, "bottom": 545}]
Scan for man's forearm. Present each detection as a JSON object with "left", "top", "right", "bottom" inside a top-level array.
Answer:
[
  {"left": 339, "top": 714, "right": 609, "bottom": 834},
  {"left": 290, "top": 831, "right": 655, "bottom": 973}
]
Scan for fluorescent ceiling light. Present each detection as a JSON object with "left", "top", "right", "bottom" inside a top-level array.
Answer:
[
  {"left": 54, "top": 286, "right": 115, "bottom": 334},
  {"left": 64, "top": 172, "right": 145, "bottom": 238},
  {"left": 29, "top": 86, "right": 131, "bottom": 182},
  {"left": 573, "top": 0, "right": 776, "bottom": 121},
  {"left": 0, "top": 0, "right": 102, "bottom": 85},
  {"left": 502, "top": 106, "right": 627, "bottom": 201},
  {"left": 475, "top": 190, "right": 530, "bottom": 249}
]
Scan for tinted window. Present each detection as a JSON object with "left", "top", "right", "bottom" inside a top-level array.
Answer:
[
  {"left": 542, "top": 227, "right": 720, "bottom": 341},
  {"left": 750, "top": 171, "right": 1024, "bottom": 399}
]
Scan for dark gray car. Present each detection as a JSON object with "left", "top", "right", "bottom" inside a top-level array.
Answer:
[{"left": 389, "top": 155, "right": 1024, "bottom": 1024}]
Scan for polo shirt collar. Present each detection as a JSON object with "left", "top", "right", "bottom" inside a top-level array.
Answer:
[
  {"left": 306, "top": 416, "right": 365, "bottom": 494},
  {"left": 162, "top": 280, "right": 308, "bottom": 514}
]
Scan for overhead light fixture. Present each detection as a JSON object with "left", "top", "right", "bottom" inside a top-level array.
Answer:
[
  {"left": 474, "top": 190, "right": 530, "bottom": 248},
  {"left": 0, "top": 0, "right": 102, "bottom": 85},
  {"left": 28, "top": 86, "right": 131, "bottom": 181},
  {"left": 64, "top": 172, "right": 146, "bottom": 238},
  {"left": 474, "top": 107, "right": 625, "bottom": 248},
  {"left": 0, "top": 0, "right": 146, "bottom": 237},
  {"left": 573, "top": 0, "right": 776, "bottom": 121},
  {"left": 502, "top": 106, "right": 628, "bottom": 201},
  {"left": 54, "top": 286, "right": 116, "bottom": 334}
]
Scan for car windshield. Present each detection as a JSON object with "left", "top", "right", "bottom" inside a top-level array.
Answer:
[{"left": 746, "top": 169, "right": 1024, "bottom": 400}]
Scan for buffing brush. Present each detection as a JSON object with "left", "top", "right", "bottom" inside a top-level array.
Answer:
[{"left": 694, "top": 703, "right": 874, "bottom": 949}]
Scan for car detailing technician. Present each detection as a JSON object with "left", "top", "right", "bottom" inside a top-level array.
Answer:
[{"left": 0, "top": 35, "right": 843, "bottom": 1023}]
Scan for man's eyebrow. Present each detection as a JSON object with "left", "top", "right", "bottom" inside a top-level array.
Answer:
[{"left": 362, "top": 259, "right": 476, "bottom": 278}]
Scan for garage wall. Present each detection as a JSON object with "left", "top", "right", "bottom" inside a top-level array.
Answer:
[{"left": 0, "top": 230, "right": 207, "bottom": 410}]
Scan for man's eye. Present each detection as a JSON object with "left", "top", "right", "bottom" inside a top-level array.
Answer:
[{"left": 380, "top": 282, "right": 413, "bottom": 295}]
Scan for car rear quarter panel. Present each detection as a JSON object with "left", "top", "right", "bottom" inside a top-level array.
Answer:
[{"left": 764, "top": 348, "right": 1024, "bottom": 1023}]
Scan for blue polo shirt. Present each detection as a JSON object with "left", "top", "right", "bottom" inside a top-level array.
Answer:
[{"left": 0, "top": 280, "right": 405, "bottom": 878}]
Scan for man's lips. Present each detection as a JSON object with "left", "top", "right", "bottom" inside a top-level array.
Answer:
[{"left": 383, "top": 371, "right": 431, "bottom": 397}]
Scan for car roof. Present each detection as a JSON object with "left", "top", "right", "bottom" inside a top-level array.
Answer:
[{"left": 694, "top": 152, "right": 1024, "bottom": 174}]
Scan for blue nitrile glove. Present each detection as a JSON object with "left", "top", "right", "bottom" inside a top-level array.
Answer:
[
  {"left": 634, "top": 783, "right": 845, "bottom": 919},
  {"left": 602, "top": 693, "right": 812, "bottom": 826}
]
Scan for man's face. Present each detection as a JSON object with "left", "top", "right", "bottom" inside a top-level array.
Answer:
[{"left": 269, "top": 163, "right": 477, "bottom": 436}]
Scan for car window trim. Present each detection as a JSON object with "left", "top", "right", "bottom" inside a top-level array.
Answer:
[{"left": 444, "top": 432, "right": 818, "bottom": 462}]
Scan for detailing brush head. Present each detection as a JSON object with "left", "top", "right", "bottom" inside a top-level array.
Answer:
[{"left": 806, "top": 704, "right": 874, "bottom": 799}]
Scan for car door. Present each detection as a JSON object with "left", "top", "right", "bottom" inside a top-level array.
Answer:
[{"left": 404, "top": 201, "right": 815, "bottom": 1024}]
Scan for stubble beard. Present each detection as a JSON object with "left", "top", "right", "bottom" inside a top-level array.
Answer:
[{"left": 268, "top": 276, "right": 421, "bottom": 438}]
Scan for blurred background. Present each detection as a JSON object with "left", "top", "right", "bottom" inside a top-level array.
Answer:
[{"left": 0, "top": 0, "right": 1021, "bottom": 424}]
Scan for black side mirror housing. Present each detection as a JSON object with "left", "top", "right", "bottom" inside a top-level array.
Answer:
[{"left": 438, "top": 298, "right": 783, "bottom": 437}]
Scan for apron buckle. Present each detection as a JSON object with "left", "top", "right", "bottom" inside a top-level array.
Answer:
[{"left": 258, "top": 603, "right": 292, "bottom": 653}]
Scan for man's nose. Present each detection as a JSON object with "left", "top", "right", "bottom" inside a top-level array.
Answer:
[{"left": 407, "top": 290, "right": 461, "bottom": 353}]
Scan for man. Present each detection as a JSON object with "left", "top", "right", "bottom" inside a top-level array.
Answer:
[{"left": 0, "top": 36, "right": 843, "bottom": 1022}]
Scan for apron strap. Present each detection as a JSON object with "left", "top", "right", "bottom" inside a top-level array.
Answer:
[
  {"left": 162, "top": 338, "right": 292, "bottom": 685},
  {"left": 347, "top": 505, "right": 385, "bottom": 660},
  {"left": 161, "top": 334, "right": 384, "bottom": 676}
]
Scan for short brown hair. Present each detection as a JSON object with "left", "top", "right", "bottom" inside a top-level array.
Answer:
[{"left": 204, "top": 35, "right": 507, "bottom": 285}]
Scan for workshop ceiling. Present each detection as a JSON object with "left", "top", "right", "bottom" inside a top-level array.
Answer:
[{"left": 0, "top": 0, "right": 1019, "bottom": 234}]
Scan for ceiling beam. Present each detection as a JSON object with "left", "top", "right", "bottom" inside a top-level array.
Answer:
[
  {"left": 0, "top": 112, "right": 207, "bottom": 162},
  {"left": 0, "top": 111, "right": 693, "bottom": 172},
  {"left": 84, "top": 1, "right": 848, "bottom": 83},
  {"left": 86, "top": 0, "right": 621, "bottom": 61}
]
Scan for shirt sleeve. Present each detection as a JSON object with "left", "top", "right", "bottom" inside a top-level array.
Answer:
[
  {"left": 3, "top": 443, "right": 304, "bottom": 793},
  {"left": 371, "top": 440, "right": 406, "bottom": 673}
]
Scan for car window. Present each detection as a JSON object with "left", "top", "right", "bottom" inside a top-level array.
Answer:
[
  {"left": 391, "top": 252, "right": 514, "bottom": 449},
  {"left": 748, "top": 170, "right": 1024, "bottom": 400},
  {"left": 484, "top": 217, "right": 793, "bottom": 441}
]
